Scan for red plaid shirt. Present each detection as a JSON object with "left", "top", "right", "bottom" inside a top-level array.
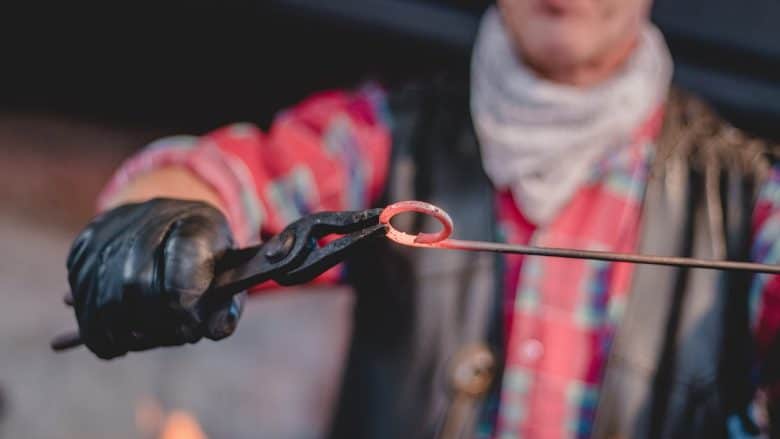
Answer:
[{"left": 101, "top": 87, "right": 780, "bottom": 437}]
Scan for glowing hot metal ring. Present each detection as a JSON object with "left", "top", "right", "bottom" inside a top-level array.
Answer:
[{"left": 380, "top": 201, "right": 453, "bottom": 246}]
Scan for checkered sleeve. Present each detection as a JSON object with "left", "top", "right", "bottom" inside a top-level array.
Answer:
[
  {"left": 98, "top": 84, "right": 391, "bottom": 284},
  {"left": 750, "top": 166, "right": 780, "bottom": 400},
  {"left": 751, "top": 168, "right": 780, "bottom": 351}
]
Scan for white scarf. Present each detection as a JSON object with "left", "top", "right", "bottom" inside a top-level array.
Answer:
[{"left": 471, "top": 7, "right": 673, "bottom": 225}]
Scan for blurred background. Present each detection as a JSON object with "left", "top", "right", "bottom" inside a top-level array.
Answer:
[{"left": 0, "top": 0, "right": 778, "bottom": 438}]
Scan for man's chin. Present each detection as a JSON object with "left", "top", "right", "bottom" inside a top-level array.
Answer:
[{"left": 522, "top": 42, "right": 591, "bottom": 78}]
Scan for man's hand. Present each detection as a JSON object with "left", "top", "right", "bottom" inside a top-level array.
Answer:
[{"left": 67, "top": 198, "right": 245, "bottom": 359}]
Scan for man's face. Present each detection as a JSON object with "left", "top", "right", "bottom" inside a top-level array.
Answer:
[{"left": 498, "top": 0, "right": 651, "bottom": 77}]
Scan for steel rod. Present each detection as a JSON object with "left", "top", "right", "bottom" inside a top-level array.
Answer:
[
  {"left": 379, "top": 201, "right": 780, "bottom": 275},
  {"left": 436, "top": 239, "right": 780, "bottom": 274}
]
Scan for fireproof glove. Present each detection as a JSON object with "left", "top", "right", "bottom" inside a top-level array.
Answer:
[{"left": 66, "top": 198, "right": 245, "bottom": 360}]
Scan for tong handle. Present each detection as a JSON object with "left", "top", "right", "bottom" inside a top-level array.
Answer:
[{"left": 50, "top": 244, "right": 270, "bottom": 352}]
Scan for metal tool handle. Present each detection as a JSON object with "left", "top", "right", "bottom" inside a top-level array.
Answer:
[
  {"left": 50, "top": 330, "right": 84, "bottom": 351},
  {"left": 50, "top": 244, "right": 269, "bottom": 352},
  {"left": 50, "top": 291, "right": 81, "bottom": 351}
]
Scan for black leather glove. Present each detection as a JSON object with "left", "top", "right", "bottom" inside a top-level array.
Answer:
[{"left": 67, "top": 198, "right": 245, "bottom": 359}]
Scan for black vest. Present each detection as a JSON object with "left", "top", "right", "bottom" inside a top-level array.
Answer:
[{"left": 330, "top": 74, "right": 773, "bottom": 439}]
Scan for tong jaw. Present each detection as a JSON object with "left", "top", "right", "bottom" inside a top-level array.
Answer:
[{"left": 274, "top": 208, "right": 386, "bottom": 285}]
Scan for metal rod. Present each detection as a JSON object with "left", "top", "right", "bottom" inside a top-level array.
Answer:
[
  {"left": 436, "top": 239, "right": 780, "bottom": 274},
  {"left": 380, "top": 201, "right": 780, "bottom": 275}
]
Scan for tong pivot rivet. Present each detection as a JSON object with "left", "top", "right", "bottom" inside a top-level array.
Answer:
[{"left": 264, "top": 231, "right": 295, "bottom": 262}]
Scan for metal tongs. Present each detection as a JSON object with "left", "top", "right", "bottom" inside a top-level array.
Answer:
[
  {"left": 51, "top": 208, "right": 387, "bottom": 351},
  {"left": 52, "top": 200, "right": 780, "bottom": 352}
]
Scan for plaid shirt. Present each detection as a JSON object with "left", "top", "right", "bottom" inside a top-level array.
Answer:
[
  {"left": 101, "top": 87, "right": 780, "bottom": 438},
  {"left": 493, "top": 111, "right": 658, "bottom": 438}
]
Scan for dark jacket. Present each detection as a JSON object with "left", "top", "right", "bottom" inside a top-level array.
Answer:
[{"left": 330, "top": 74, "right": 776, "bottom": 439}]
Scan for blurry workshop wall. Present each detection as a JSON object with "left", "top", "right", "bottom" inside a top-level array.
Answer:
[{"left": 2, "top": 0, "right": 777, "bottom": 138}]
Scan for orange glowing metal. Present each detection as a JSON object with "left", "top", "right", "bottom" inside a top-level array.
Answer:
[
  {"left": 380, "top": 200, "right": 453, "bottom": 246},
  {"left": 380, "top": 200, "right": 780, "bottom": 274}
]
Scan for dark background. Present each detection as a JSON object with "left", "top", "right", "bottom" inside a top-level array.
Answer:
[{"left": 2, "top": 0, "right": 779, "bottom": 138}]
